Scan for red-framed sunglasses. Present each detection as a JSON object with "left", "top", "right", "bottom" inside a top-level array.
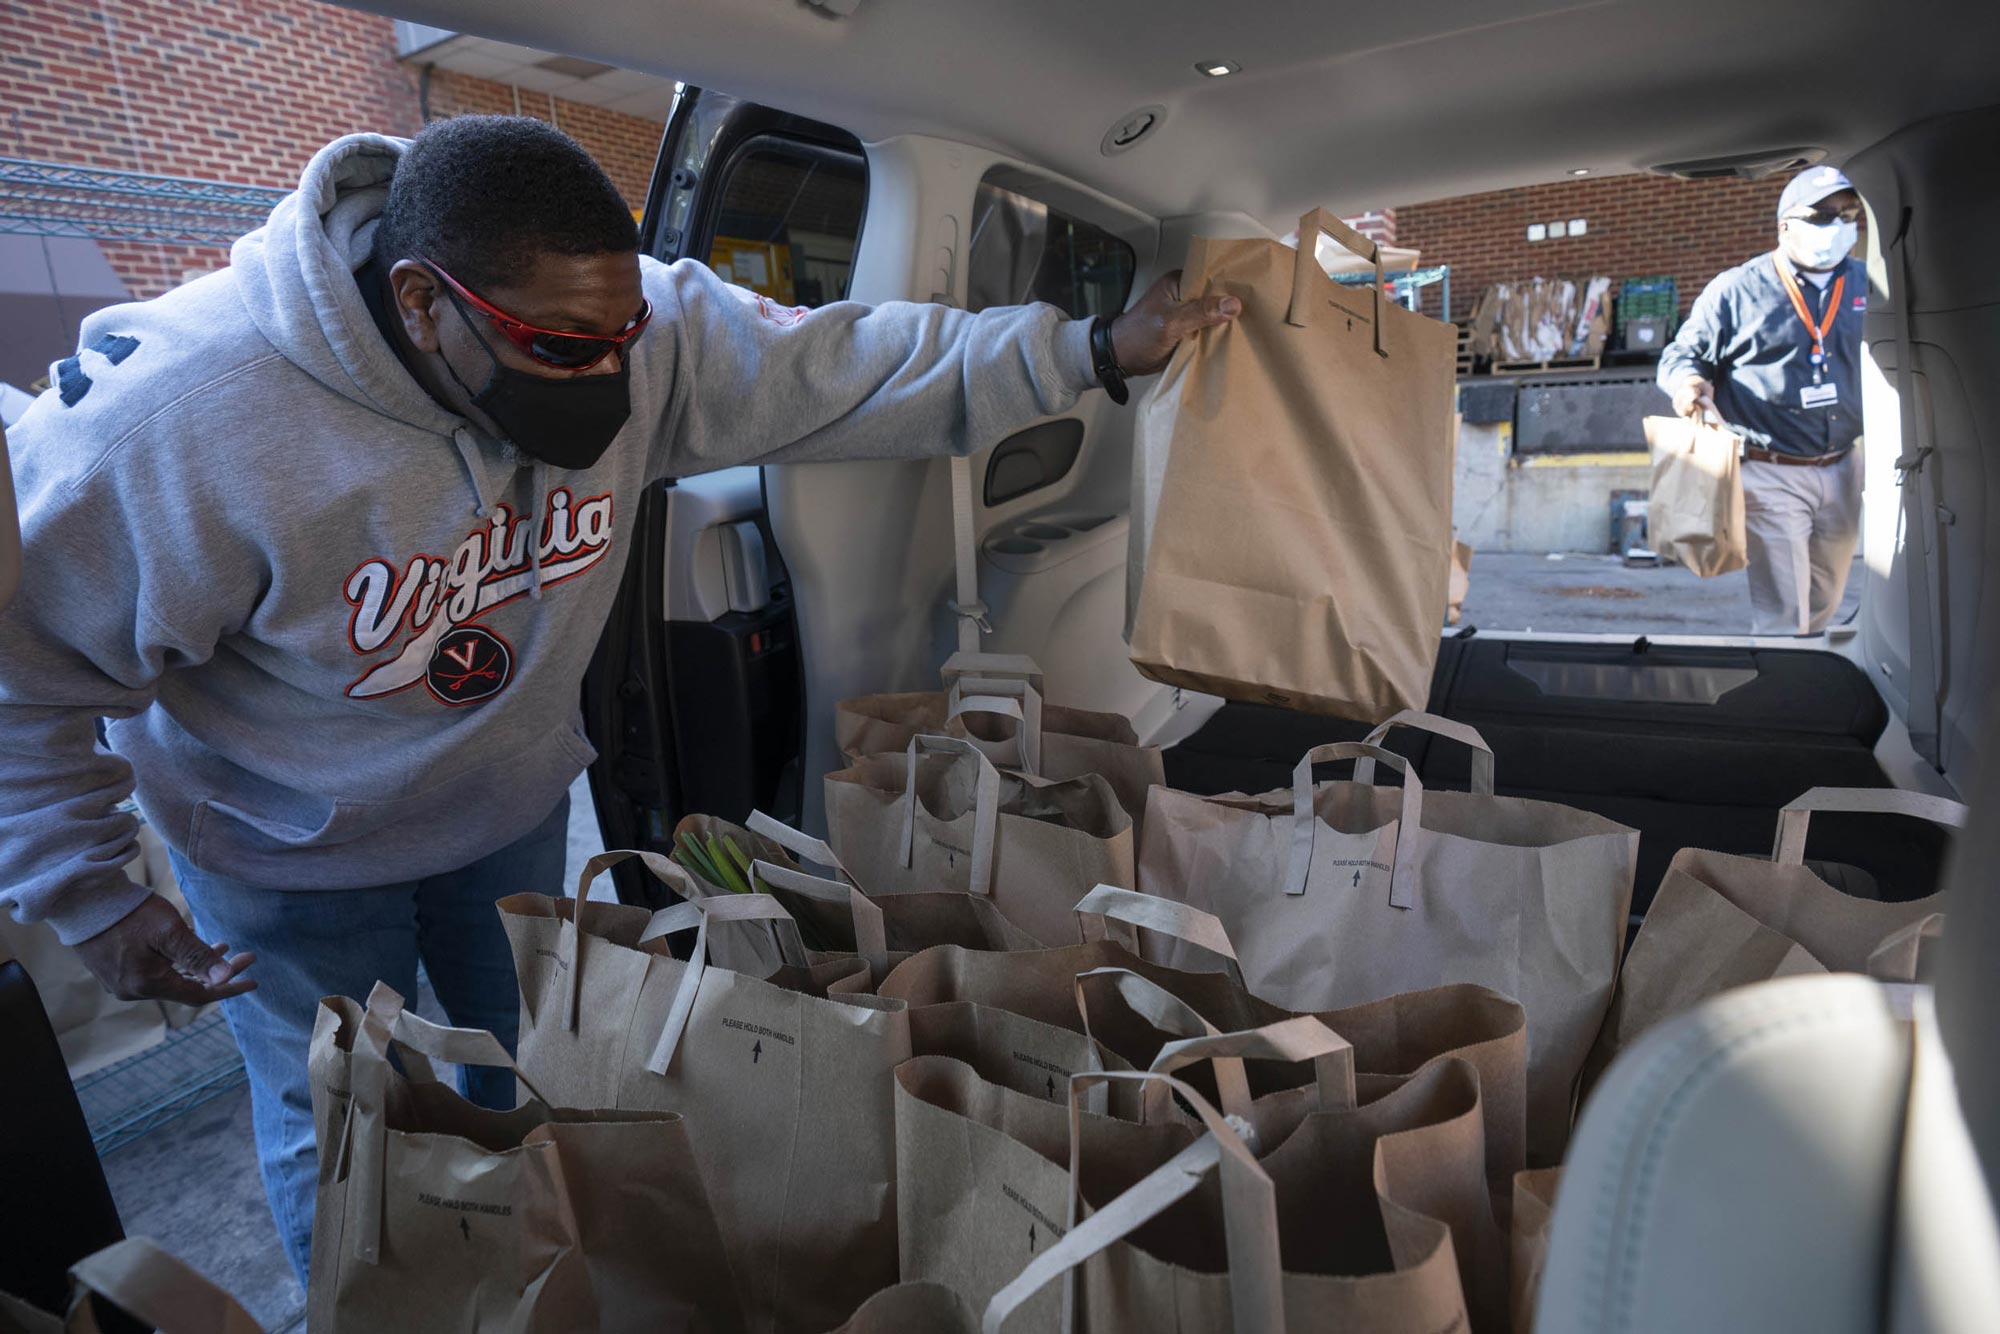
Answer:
[{"left": 426, "top": 261, "right": 652, "bottom": 371}]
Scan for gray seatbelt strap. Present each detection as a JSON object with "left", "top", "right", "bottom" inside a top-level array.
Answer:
[
  {"left": 948, "top": 452, "right": 989, "bottom": 653},
  {"left": 1891, "top": 213, "right": 1943, "bottom": 769}
]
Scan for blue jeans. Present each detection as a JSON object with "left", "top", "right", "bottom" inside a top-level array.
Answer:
[{"left": 169, "top": 793, "right": 570, "bottom": 1287}]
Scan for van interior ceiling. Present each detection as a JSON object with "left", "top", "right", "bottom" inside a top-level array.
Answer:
[{"left": 371, "top": 0, "right": 1997, "bottom": 837}]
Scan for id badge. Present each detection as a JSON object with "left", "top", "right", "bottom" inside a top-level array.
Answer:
[{"left": 1800, "top": 383, "right": 1839, "bottom": 409}]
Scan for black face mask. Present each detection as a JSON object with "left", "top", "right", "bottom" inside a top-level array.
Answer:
[{"left": 440, "top": 292, "right": 632, "bottom": 470}]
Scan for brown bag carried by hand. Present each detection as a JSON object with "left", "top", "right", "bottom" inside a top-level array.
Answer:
[
  {"left": 836, "top": 653, "right": 1164, "bottom": 838},
  {"left": 1128, "top": 209, "right": 1458, "bottom": 720},
  {"left": 1585, "top": 787, "right": 1962, "bottom": 1092},
  {"left": 1140, "top": 713, "right": 1635, "bottom": 1162},
  {"left": 826, "top": 735, "right": 1133, "bottom": 947},
  {"left": 501, "top": 855, "right": 909, "bottom": 1334},
  {"left": 307, "top": 983, "right": 741, "bottom": 1334},
  {"left": 1644, "top": 415, "right": 1748, "bottom": 577}
]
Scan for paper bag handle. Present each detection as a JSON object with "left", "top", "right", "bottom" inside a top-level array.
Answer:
[
  {"left": 745, "top": 809, "right": 852, "bottom": 882},
  {"left": 562, "top": 848, "right": 704, "bottom": 1034},
  {"left": 982, "top": 1069, "right": 1284, "bottom": 1334},
  {"left": 748, "top": 858, "right": 890, "bottom": 981},
  {"left": 1072, "top": 884, "right": 1242, "bottom": 980},
  {"left": 900, "top": 735, "right": 1001, "bottom": 896},
  {"left": 65, "top": 1238, "right": 263, "bottom": 1334},
  {"left": 1287, "top": 206, "right": 1386, "bottom": 357},
  {"left": 1358, "top": 710, "right": 1496, "bottom": 794},
  {"left": 346, "top": 982, "right": 549, "bottom": 1267},
  {"left": 1771, "top": 787, "right": 1967, "bottom": 865},
  {"left": 946, "top": 675, "right": 1046, "bottom": 775},
  {"left": 1866, "top": 912, "right": 1945, "bottom": 982},
  {"left": 641, "top": 892, "right": 809, "bottom": 1076},
  {"left": 1288, "top": 742, "right": 1423, "bottom": 908},
  {"left": 1070, "top": 966, "right": 1242, "bottom": 1122},
  {"left": 1148, "top": 1017, "right": 1358, "bottom": 1138}
]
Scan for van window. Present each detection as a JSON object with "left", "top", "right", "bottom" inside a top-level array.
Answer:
[
  {"left": 967, "top": 178, "right": 1136, "bottom": 318},
  {"left": 705, "top": 135, "right": 866, "bottom": 308}
]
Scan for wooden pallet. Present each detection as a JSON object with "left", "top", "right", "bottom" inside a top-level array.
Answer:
[{"left": 1491, "top": 354, "right": 1601, "bottom": 375}]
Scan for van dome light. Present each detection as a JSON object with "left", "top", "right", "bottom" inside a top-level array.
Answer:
[
  {"left": 1197, "top": 60, "right": 1239, "bottom": 77},
  {"left": 1569, "top": 167, "right": 1591, "bottom": 176}
]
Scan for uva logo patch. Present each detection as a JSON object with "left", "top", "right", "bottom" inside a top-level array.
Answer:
[
  {"left": 426, "top": 626, "right": 513, "bottom": 706},
  {"left": 343, "top": 487, "right": 613, "bottom": 706}
]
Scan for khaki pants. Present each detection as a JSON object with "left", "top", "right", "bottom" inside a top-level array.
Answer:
[{"left": 1742, "top": 448, "right": 1862, "bottom": 635}]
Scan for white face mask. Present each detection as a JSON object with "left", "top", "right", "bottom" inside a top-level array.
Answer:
[{"left": 1784, "top": 217, "right": 1859, "bottom": 270}]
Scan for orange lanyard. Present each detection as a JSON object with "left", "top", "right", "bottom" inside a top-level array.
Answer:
[{"left": 1774, "top": 255, "right": 1844, "bottom": 384}]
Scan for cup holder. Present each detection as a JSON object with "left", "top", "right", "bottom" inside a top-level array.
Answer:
[
  {"left": 989, "top": 537, "right": 1045, "bottom": 556},
  {"left": 1051, "top": 514, "right": 1113, "bottom": 532},
  {"left": 1018, "top": 523, "right": 1071, "bottom": 541}
]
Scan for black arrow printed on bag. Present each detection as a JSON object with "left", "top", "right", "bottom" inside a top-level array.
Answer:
[
  {"left": 459, "top": 1219, "right": 470, "bottom": 1242},
  {"left": 752, "top": 1039, "right": 762, "bottom": 1064}
]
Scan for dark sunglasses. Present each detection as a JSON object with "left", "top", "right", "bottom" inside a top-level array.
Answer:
[
  {"left": 1791, "top": 204, "right": 1864, "bottom": 226},
  {"left": 426, "top": 261, "right": 651, "bottom": 370}
]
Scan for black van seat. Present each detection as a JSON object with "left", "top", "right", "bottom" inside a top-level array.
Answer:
[
  {"left": 0, "top": 958, "right": 125, "bottom": 1315},
  {"left": 1162, "top": 640, "right": 1951, "bottom": 917}
]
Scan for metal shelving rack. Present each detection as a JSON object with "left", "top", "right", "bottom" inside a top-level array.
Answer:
[
  {"left": 1330, "top": 262, "right": 1452, "bottom": 322},
  {"left": 71, "top": 1010, "right": 248, "bottom": 1157},
  {"left": 0, "top": 157, "right": 288, "bottom": 245}
]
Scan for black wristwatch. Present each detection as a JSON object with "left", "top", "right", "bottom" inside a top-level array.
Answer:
[{"left": 1089, "top": 316, "right": 1129, "bottom": 405}]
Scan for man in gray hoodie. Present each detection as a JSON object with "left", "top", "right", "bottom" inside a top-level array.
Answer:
[{"left": 0, "top": 115, "right": 1237, "bottom": 1280}]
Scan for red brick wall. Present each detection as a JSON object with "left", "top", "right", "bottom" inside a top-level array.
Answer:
[
  {"left": 422, "top": 70, "right": 664, "bottom": 211},
  {"left": 1, "top": 0, "right": 665, "bottom": 300},
  {"left": 1393, "top": 173, "right": 1799, "bottom": 323}
]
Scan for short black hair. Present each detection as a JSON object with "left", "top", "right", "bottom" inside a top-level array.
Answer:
[{"left": 373, "top": 115, "right": 638, "bottom": 292}]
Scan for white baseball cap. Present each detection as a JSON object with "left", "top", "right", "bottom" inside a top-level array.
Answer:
[{"left": 1777, "top": 165, "right": 1855, "bottom": 218}]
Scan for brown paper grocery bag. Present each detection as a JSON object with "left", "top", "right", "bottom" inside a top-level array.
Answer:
[
  {"left": 306, "top": 984, "right": 741, "bottom": 1334},
  {"left": 1140, "top": 713, "right": 1635, "bottom": 1163},
  {"left": 836, "top": 653, "right": 1165, "bottom": 837},
  {"left": 1132, "top": 1027, "right": 1504, "bottom": 1334},
  {"left": 986, "top": 1060, "right": 1488, "bottom": 1333},
  {"left": 908, "top": 999, "right": 1135, "bottom": 1110},
  {"left": 750, "top": 855, "right": 1043, "bottom": 983},
  {"left": 501, "top": 862, "right": 909, "bottom": 1334},
  {"left": 1072, "top": 966, "right": 1357, "bottom": 1138},
  {"left": 880, "top": 889, "right": 1260, "bottom": 1067},
  {"left": 884, "top": 884, "right": 1527, "bottom": 1191},
  {"left": 822, "top": 1283, "right": 978, "bottom": 1334},
  {"left": 673, "top": 812, "right": 1042, "bottom": 974},
  {"left": 1509, "top": 1169, "right": 1561, "bottom": 1334},
  {"left": 895, "top": 1054, "right": 1195, "bottom": 1332},
  {"left": 1128, "top": 208, "right": 1457, "bottom": 721},
  {"left": 1644, "top": 415, "right": 1748, "bottom": 577},
  {"left": 825, "top": 735, "right": 1134, "bottom": 947},
  {"left": 898, "top": 1013, "right": 1353, "bottom": 1331},
  {"left": 1585, "top": 787, "right": 1963, "bottom": 1091},
  {"left": 0, "top": 1237, "right": 264, "bottom": 1334}
]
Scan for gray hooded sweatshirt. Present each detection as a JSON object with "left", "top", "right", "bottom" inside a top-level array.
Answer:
[{"left": 0, "top": 133, "right": 1097, "bottom": 944}]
